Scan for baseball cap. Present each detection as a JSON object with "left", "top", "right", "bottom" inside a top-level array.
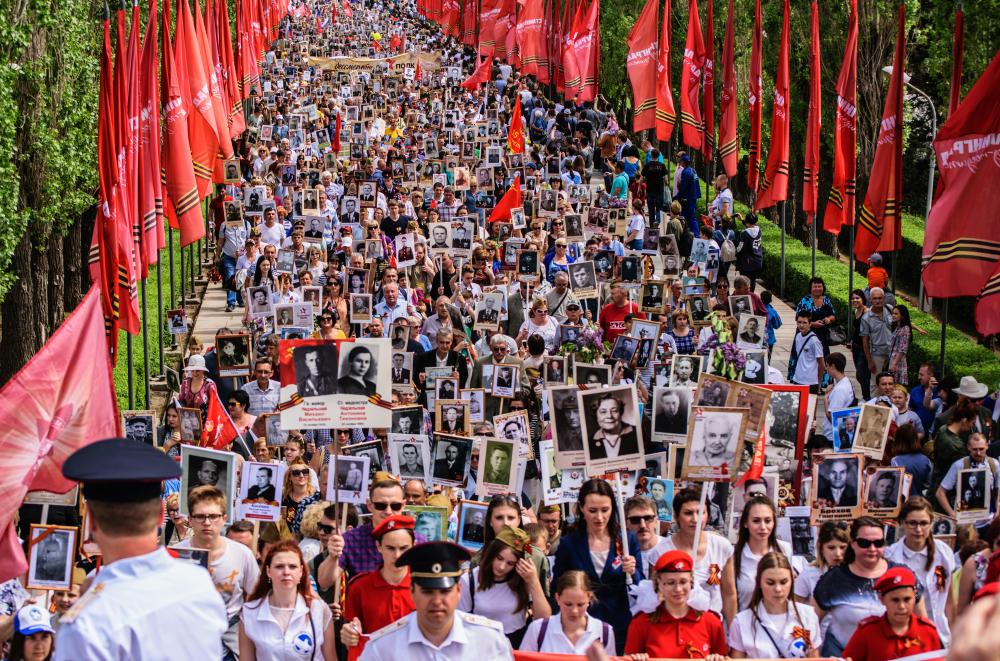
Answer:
[{"left": 15, "top": 605, "right": 54, "bottom": 636}]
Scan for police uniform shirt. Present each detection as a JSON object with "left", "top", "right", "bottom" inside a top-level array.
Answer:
[
  {"left": 54, "top": 547, "right": 227, "bottom": 661},
  {"left": 841, "top": 614, "right": 942, "bottom": 661},
  {"left": 359, "top": 610, "right": 513, "bottom": 661},
  {"left": 240, "top": 593, "right": 332, "bottom": 661}
]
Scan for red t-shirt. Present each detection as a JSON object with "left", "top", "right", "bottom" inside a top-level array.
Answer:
[
  {"left": 343, "top": 569, "right": 415, "bottom": 660},
  {"left": 841, "top": 614, "right": 942, "bottom": 661},
  {"left": 625, "top": 608, "right": 727, "bottom": 659},
  {"left": 599, "top": 301, "right": 645, "bottom": 344}
]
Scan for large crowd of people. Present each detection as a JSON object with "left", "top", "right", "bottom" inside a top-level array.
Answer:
[{"left": 5, "top": 0, "right": 1000, "bottom": 659}]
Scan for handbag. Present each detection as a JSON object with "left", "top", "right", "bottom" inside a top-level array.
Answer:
[{"left": 827, "top": 323, "right": 848, "bottom": 346}]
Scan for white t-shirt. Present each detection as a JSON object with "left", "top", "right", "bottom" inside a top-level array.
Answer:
[
  {"left": 519, "top": 615, "right": 616, "bottom": 655},
  {"left": 642, "top": 536, "right": 674, "bottom": 578},
  {"left": 823, "top": 377, "right": 857, "bottom": 439},
  {"left": 735, "top": 540, "right": 794, "bottom": 611},
  {"left": 793, "top": 564, "right": 826, "bottom": 600},
  {"left": 626, "top": 214, "right": 645, "bottom": 242},
  {"left": 662, "top": 532, "right": 734, "bottom": 614},
  {"left": 259, "top": 223, "right": 285, "bottom": 249},
  {"left": 458, "top": 567, "right": 528, "bottom": 634},
  {"left": 728, "top": 602, "right": 822, "bottom": 658},
  {"left": 885, "top": 538, "right": 957, "bottom": 646},
  {"left": 791, "top": 332, "right": 824, "bottom": 386}
]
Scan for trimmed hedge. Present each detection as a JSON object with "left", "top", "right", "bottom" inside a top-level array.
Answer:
[{"left": 753, "top": 214, "right": 1000, "bottom": 386}]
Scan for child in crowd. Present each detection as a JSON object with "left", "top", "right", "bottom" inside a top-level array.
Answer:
[{"left": 760, "top": 290, "right": 781, "bottom": 359}]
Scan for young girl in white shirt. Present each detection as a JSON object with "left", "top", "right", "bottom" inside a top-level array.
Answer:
[{"left": 519, "top": 571, "right": 616, "bottom": 655}]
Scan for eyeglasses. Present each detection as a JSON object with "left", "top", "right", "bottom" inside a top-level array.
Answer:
[
  {"left": 627, "top": 515, "right": 656, "bottom": 525},
  {"left": 371, "top": 501, "right": 405, "bottom": 512},
  {"left": 191, "top": 513, "right": 224, "bottom": 523},
  {"left": 854, "top": 537, "right": 886, "bottom": 549},
  {"left": 904, "top": 520, "right": 932, "bottom": 528},
  {"left": 320, "top": 317, "right": 333, "bottom": 322},
  {"left": 290, "top": 469, "right": 310, "bottom": 477},
  {"left": 317, "top": 523, "right": 336, "bottom": 534},
  {"left": 227, "top": 402, "right": 239, "bottom": 407}
]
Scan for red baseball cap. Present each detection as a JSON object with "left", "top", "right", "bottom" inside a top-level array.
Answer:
[
  {"left": 654, "top": 550, "right": 693, "bottom": 573},
  {"left": 874, "top": 567, "right": 917, "bottom": 594}
]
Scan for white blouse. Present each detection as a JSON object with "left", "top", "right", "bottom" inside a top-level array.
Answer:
[
  {"left": 519, "top": 614, "right": 616, "bottom": 655},
  {"left": 735, "top": 539, "right": 794, "bottom": 611},
  {"left": 728, "top": 602, "right": 822, "bottom": 658},
  {"left": 240, "top": 595, "right": 332, "bottom": 661},
  {"left": 662, "top": 532, "right": 734, "bottom": 614},
  {"left": 458, "top": 567, "right": 528, "bottom": 634}
]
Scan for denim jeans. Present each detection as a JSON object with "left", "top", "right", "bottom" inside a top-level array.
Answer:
[{"left": 221, "top": 253, "right": 238, "bottom": 306}]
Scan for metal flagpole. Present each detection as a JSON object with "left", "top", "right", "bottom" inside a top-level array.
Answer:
[
  {"left": 939, "top": 300, "right": 949, "bottom": 376},
  {"left": 847, "top": 224, "right": 855, "bottom": 337},
  {"left": 156, "top": 256, "right": 165, "bottom": 375},
  {"left": 168, "top": 226, "right": 177, "bottom": 309},
  {"left": 810, "top": 217, "right": 816, "bottom": 278},
  {"left": 180, "top": 241, "right": 186, "bottom": 310},
  {"left": 189, "top": 242, "right": 195, "bottom": 296},
  {"left": 779, "top": 201, "right": 786, "bottom": 298},
  {"left": 127, "top": 334, "right": 135, "bottom": 409},
  {"left": 141, "top": 278, "right": 151, "bottom": 407}
]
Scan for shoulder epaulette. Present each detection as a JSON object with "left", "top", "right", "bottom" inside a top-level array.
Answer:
[
  {"left": 60, "top": 582, "right": 106, "bottom": 624},
  {"left": 459, "top": 612, "right": 504, "bottom": 631},
  {"left": 367, "top": 612, "right": 412, "bottom": 641}
]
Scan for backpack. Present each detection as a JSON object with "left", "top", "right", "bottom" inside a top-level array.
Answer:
[{"left": 717, "top": 229, "right": 737, "bottom": 263}]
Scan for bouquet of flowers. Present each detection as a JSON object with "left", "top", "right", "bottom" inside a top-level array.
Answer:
[
  {"left": 558, "top": 324, "right": 604, "bottom": 365},
  {"left": 712, "top": 342, "right": 747, "bottom": 380}
]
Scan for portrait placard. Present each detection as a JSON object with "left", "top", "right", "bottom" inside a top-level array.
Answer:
[
  {"left": 407, "top": 505, "right": 449, "bottom": 542},
  {"left": 651, "top": 386, "right": 692, "bottom": 445},
  {"left": 349, "top": 294, "right": 373, "bottom": 324},
  {"left": 548, "top": 385, "right": 586, "bottom": 469},
  {"left": 831, "top": 407, "right": 862, "bottom": 452},
  {"left": 862, "top": 466, "right": 905, "bottom": 519},
  {"left": 216, "top": 334, "right": 252, "bottom": 377},
  {"left": 573, "top": 362, "right": 611, "bottom": 387},
  {"left": 343, "top": 440, "right": 386, "bottom": 482},
  {"left": 122, "top": 410, "right": 156, "bottom": 446},
  {"left": 682, "top": 407, "right": 748, "bottom": 482},
  {"left": 852, "top": 403, "right": 893, "bottom": 460},
  {"left": 327, "top": 454, "right": 370, "bottom": 505},
  {"left": 460, "top": 388, "right": 486, "bottom": 423},
  {"left": 493, "top": 409, "right": 533, "bottom": 459},
  {"left": 810, "top": 452, "right": 863, "bottom": 524},
  {"left": 180, "top": 446, "right": 238, "bottom": 523},
  {"left": 476, "top": 437, "right": 518, "bottom": 497},
  {"left": 177, "top": 407, "right": 203, "bottom": 441},
  {"left": 238, "top": 461, "right": 286, "bottom": 521},
  {"left": 27, "top": 525, "right": 77, "bottom": 590},
  {"left": 695, "top": 373, "right": 733, "bottom": 408},
  {"left": 388, "top": 435, "right": 432, "bottom": 484},
  {"left": 435, "top": 399, "right": 471, "bottom": 436},
  {"left": 491, "top": 363, "right": 519, "bottom": 399},
  {"left": 956, "top": 467, "right": 990, "bottom": 524},
  {"left": 430, "top": 433, "right": 473, "bottom": 487},
  {"left": 456, "top": 499, "right": 489, "bottom": 551},
  {"left": 579, "top": 384, "right": 644, "bottom": 474},
  {"left": 725, "top": 382, "right": 773, "bottom": 444}
]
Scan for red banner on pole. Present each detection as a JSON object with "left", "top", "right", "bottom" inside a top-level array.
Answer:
[
  {"left": 654, "top": 0, "right": 676, "bottom": 142},
  {"left": 626, "top": 0, "right": 659, "bottom": 132},
  {"left": 717, "top": 0, "right": 736, "bottom": 178},
  {"left": 701, "top": 0, "right": 714, "bottom": 159},
  {"left": 803, "top": 0, "right": 821, "bottom": 221},
  {"left": 822, "top": 0, "right": 858, "bottom": 235},
  {"left": 747, "top": 0, "right": 762, "bottom": 194},
  {"left": 754, "top": 0, "right": 790, "bottom": 211},
  {"left": 679, "top": 0, "right": 705, "bottom": 150}
]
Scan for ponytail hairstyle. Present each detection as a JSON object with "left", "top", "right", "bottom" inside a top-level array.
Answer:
[
  {"left": 897, "top": 496, "right": 936, "bottom": 571},
  {"left": 734, "top": 495, "right": 780, "bottom": 581},
  {"left": 748, "top": 552, "right": 803, "bottom": 630}
]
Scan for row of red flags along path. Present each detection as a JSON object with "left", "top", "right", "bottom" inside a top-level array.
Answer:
[{"left": 92, "top": 0, "right": 283, "bottom": 357}]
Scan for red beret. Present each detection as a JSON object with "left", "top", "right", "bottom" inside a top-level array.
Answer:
[
  {"left": 371, "top": 515, "right": 415, "bottom": 540},
  {"left": 874, "top": 567, "right": 916, "bottom": 594},
  {"left": 654, "top": 550, "right": 693, "bottom": 573},
  {"left": 985, "top": 550, "right": 1000, "bottom": 585},
  {"left": 973, "top": 581, "right": 1000, "bottom": 602}
]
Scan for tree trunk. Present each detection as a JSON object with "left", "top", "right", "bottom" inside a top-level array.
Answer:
[
  {"left": 63, "top": 208, "right": 85, "bottom": 312},
  {"left": 48, "top": 231, "right": 64, "bottom": 327},
  {"left": 0, "top": 236, "right": 40, "bottom": 383}
]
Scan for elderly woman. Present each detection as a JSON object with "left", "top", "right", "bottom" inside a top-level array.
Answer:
[{"left": 586, "top": 392, "right": 640, "bottom": 459}]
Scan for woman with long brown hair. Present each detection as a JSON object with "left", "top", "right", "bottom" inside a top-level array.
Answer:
[
  {"left": 458, "top": 526, "right": 551, "bottom": 647},
  {"left": 729, "top": 552, "right": 820, "bottom": 658},
  {"left": 728, "top": 495, "right": 792, "bottom": 611},
  {"left": 885, "top": 496, "right": 956, "bottom": 646},
  {"left": 238, "top": 540, "right": 336, "bottom": 660}
]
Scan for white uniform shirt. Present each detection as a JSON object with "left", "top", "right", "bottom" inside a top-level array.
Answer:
[
  {"left": 728, "top": 602, "right": 822, "bottom": 658},
  {"left": 662, "top": 532, "right": 734, "bottom": 614},
  {"left": 736, "top": 540, "right": 794, "bottom": 611},
  {"left": 54, "top": 547, "right": 227, "bottom": 661},
  {"left": 458, "top": 568, "right": 526, "bottom": 634},
  {"left": 519, "top": 614, "right": 616, "bottom": 655},
  {"left": 885, "top": 538, "right": 957, "bottom": 646},
  {"left": 240, "top": 594, "right": 332, "bottom": 661},
  {"left": 359, "top": 610, "right": 513, "bottom": 661}
]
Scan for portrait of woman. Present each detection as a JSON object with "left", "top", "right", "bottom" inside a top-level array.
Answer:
[{"left": 337, "top": 345, "right": 377, "bottom": 396}]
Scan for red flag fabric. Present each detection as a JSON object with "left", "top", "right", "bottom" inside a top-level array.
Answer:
[
  {"left": 717, "top": 0, "right": 737, "bottom": 177},
  {"left": 626, "top": 0, "right": 659, "bottom": 132},
  {"left": 654, "top": 0, "right": 676, "bottom": 142},
  {"left": 442, "top": 0, "right": 461, "bottom": 37},
  {"left": 922, "top": 48, "right": 1000, "bottom": 332},
  {"left": 803, "top": 0, "right": 821, "bottom": 221},
  {"left": 948, "top": 7, "right": 965, "bottom": 116},
  {"left": 115, "top": 6, "right": 141, "bottom": 336},
  {"left": 176, "top": 0, "right": 223, "bottom": 196},
  {"left": 516, "top": 0, "right": 549, "bottom": 83},
  {"left": 0, "top": 286, "right": 120, "bottom": 583},
  {"left": 854, "top": 4, "right": 905, "bottom": 263},
  {"left": 822, "top": 0, "right": 858, "bottom": 235},
  {"left": 489, "top": 177, "right": 522, "bottom": 223},
  {"left": 162, "top": 0, "right": 206, "bottom": 248},
  {"left": 554, "top": 0, "right": 573, "bottom": 93},
  {"left": 570, "top": 0, "right": 600, "bottom": 103},
  {"left": 679, "top": 0, "right": 706, "bottom": 150},
  {"left": 735, "top": 427, "right": 767, "bottom": 487},
  {"left": 139, "top": 0, "right": 164, "bottom": 271},
  {"left": 701, "top": 0, "right": 715, "bottom": 159},
  {"left": 332, "top": 112, "right": 342, "bottom": 154},
  {"left": 747, "top": 0, "right": 762, "bottom": 193},
  {"left": 193, "top": 0, "right": 234, "bottom": 168},
  {"left": 201, "top": 388, "right": 240, "bottom": 450},
  {"left": 124, "top": 3, "right": 143, "bottom": 283},
  {"left": 561, "top": 0, "right": 585, "bottom": 98},
  {"left": 238, "top": 29, "right": 262, "bottom": 101},
  {"left": 461, "top": 55, "right": 492, "bottom": 90},
  {"left": 461, "top": 0, "right": 478, "bottom": 47},
  {"left": 217, "top": 0, "right": 246, "bottom": 135},
  {"left": 509, "top": 96, "right": 525, "bottom": 154},
  {"left": 753, "top": 0, "right": 790, "bottom": 211},
  {"left": 491, "top": 0, "right": 515, "bottom": 62},
  {"left": 478, "top": 0, "right": 501, "bottom": 55}
]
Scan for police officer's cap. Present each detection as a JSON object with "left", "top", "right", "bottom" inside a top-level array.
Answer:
[
  {"left": 396, "top": 541, "right": 470, "bottom": 589},
  {"left": 63, "top": 437, "right": 181, "bottom": 503}
]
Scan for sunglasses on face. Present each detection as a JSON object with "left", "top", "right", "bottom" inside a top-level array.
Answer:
[
  {"left": 627, "top": 515, "right": 656, "bottom": 525},
  {"left": 290, "top": 469, "right": 310, "bottom": 477},
  {"left": 371, "top": 501, "right": 405, "bottom": 512},
  {"left": 317, "top": 523, "right": 336, "bottom": 534},
  {"left": 854, "top": 537, "right": 885, "bottom": 549}
]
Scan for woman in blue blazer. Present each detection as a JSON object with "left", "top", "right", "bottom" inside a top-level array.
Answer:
[{"left": 553, "top": 478, "right": 643, "bottom": 655}]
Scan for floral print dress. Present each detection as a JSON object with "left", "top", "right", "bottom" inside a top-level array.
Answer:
[{"left": 889, "top": 325, "right": 911, "bottom": 386}]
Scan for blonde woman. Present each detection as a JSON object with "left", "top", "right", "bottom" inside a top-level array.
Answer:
[{"left": 281, "top": 459, "right": 320, "bottom": 535}]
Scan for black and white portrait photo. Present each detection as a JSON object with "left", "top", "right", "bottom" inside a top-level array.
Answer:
[
  {"left": 248, "top": 286, "right": 273, "bottom": 317},
  {"left": 394, "top": 232, "right": 417, "bottom": 268},
  {"left": 491, "top": 364, "right": 518, "bottom": 399},
  {"left": 619, "top": 256, "right": 640, "bottom": 283},
  {"left": 330, "top": 455, "right": 370, "bottom": 504},
  {"left": 564, "top": 214, "right": 584, "bottom": 240},
  {"left": 517, "top": 250, "right": 540, "bottom": 283},
  {"left": 461, "top": 388, "right": 486, "bottom": 423},
  {"left": 652, "top": 386, "right": 691, "bottom": 444},
  {"left": 574, "top": 363, "right": 611, "bottom": 387},
  {"left": 343, "top": 440, "right": 386, "bottom": 482},
  {"left": 812, "top": 453, "right": 862, "bottom": 511},
  {"left": 495, "top": 410, "right": 531, "bottom": 456},
  {"left": 549, "top": 386, "right": 585, "bottom": 468},
  {"left": 178, "top": 407, "right": 202, "bottom": 441},
  {"left": 683, "top": 407, "right": 748, "bottom": 481},
  {"left": 123, "top": 410, "right": 156, "bottom": 446},
  {"left": 864, "top": 468, "right": 903, "bottom": 513},
  {"left": 610, "top": 335, "right": 639, "bottom": 364},
  {"left": 391, "top": 406, "right": 423, "bottom": 436},
  {"left": 695, "top": 374, "right": 731, "bottom": 408},
  {"left": 431, "top": 435, "right": 472, "bottom": 485},
  {"left": 958, "top": 467, "right": 989, "bottom": 513},
  {"left": 347, "top": 268, "right": 369, "bottom": 295},
  {"left": 567, "top": 261, "right": 598, "bottom": 297},
  {"left": 217, "top": 334, "right": 251, "bottom": 377},
  {"left": 390, "top": 436, "right": 431, "bottom": 483},
  {"left": 852, "top": 403, "right": 893, "bottom": 459},
  {"left": 167, "top": 308, "right": 189, "bottom": 334},
  {"left": 435, "top": 400, "right": 470, "bottom": 436},
  {"left": 544, "top": 356, "right": 567, "bottom": 385},
  {"left": 451, "top": 223, "right": 474, "bottom": 253},
  {"left": 539, "top": 189, "right": 558, "bottom": 216},
  {"left": 457, "top": 500, "right": 488, "bottom": 551},
  {"left": 687, "top": 295, "right": 711, "bottom": 323},
  {"left": 237, "top": 461, "right": 284, "bottom": 522},
  {"left": 349, "top": 294, "right": 373, "bottom": 324},
  {"left": 740, "top": 351, "right": 767, "bottom": 385},
  {"left": 640, "top": 281, "right": 667, "bottom": 313},
  {"left": 669, "top": 355, "right": 701, "bottom": 389},
  {"left": 391, "top": 352, "right": 413, "bottom": 385},
  {"left": 578, "top": 385, "right": 644, "bottom": 473},
  {"left": 428, "top": 222, "right": 451, "bottom": 251},
  {"left": 180, "top": 446, "right": 237, "bottom": 522},
  {"left": 358, "top": 181, "right": 377, "bottom": 208},
  {"left": 28, "top": 525, "right": 76, "bottom": 590},
  {"left": 736, "top": 314, "right": 767, "bottom": 350},
  {"left": 729, "top": 295, "right": 752, "bottom": 318},
  {"left": 474, "top": 293, "right": 503, "bottom": 330},
  {"left": 293, "top": 343, "right": 338, "bottom": 397}
]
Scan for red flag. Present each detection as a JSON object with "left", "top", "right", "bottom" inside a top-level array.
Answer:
[
  {"left": 822, "top": 0, "right": 858, "bottom": 235},
  {"left": 680, "top": 0, "right": 705, "bottom": 150},
  {"left": 570, "top": 0, "right": 599, "bottom": 103},
  {"left": 115, "top": 5, "right": 141, "bottom": 335},
  {"left": 517, "top": 0, "right": 549, "bottom": 83},
  {"left": 201, "top": 388, "right": 240, "bottom": 450},
  {"left": 139, "top": 0, "right": 164, "bottom": 272},
  {"left": 175, "top": 0, "right": 222, "bottom": 197},
  {"left": 626, "top": 0, "right": 658, "bottom": 132},
  {"left": 717, "top": 0, "right": 737, "bottom": 177},
  {"left": 654, "top": 0, "right": 676, "bottom": 142},
  {"left": 509, "top": 95, "right": 525, "bottom": 154},
  {"left": 238, "top": 29, "right": 262, "bottom": 102},
  {"left": 803, "top": 0, "right": 821, "bottom": 221},
  {"left": 124, "top": 3, "right": 143, "bottom": 281},
  {"left": 489, "top": 177, "right": 522, "bottom": 223},
  {"left": 948, "top": 6, "right": 965, "bottom": 116},
  {"left": 854, "top": 4, "right": 905, "bottom": 263},
  {"left": 735, "top": 427, "right": 767, "bottom": 487},
  {"left": 0, "top": 286, "right": 120, "bottom": 582},
  {"left": 332, "top": 112, "right": 342, "bottom": 154},
  {"left": 562, "top": 0, "right": 586, "bottom": 98},
  {"left": 217, "top": 0, "right": 246, "bottom": 135},
  {"left": 554, "top": 0, "right": 573, "bottom": 93},
  {"left": 162, "top": 0, "right": 206, "bottom": 248},
  {"left": 192, "top": 0, "right": 234, "bottom": 169},
  {"left": 461, "top": 55, "right": 492, "bottom": 90},
  {"left": 461, "top": 0, "right": 478, "bottom": 47},
  {"left": 922, "top": 48, "right": 1000, "bottom": 332},
  {"left": 754, "top": 0, "right": 790, "bottom": 211},
  {"left": 478, "top": 0, "right": 501, "bottom": 55},
  {"left": 492, "top": 0, "right": 514, "bottom": 61},
  {"left": 701, "top": 0, "right": 715, "bottom": 159},
  {"left": 747, "top": 0, "right": 762, "bottom": 193}
]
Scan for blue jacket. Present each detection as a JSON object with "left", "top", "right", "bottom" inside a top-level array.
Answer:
[
  {"left": 678, "top": 165, "right": 701, "bottom": 205},
  {"left": 553, "top": 529, "right": 643, "bottom": 654}
]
